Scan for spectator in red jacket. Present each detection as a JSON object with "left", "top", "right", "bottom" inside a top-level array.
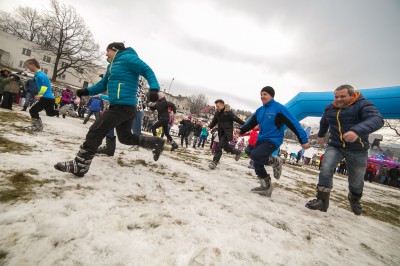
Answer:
[{"left": 243, "top": 125, "right": 259, "bottom": 169}]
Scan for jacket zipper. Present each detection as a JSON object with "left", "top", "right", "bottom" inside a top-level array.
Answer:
[{"left": 336, "top": 109, "right": 346, "bottom": 148}]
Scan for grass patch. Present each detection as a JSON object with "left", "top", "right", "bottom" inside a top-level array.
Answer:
[
  {"left": 0, "top": 169, "right": 57, "bottom": 202},
  {"left": 0, "top": 136, "right": 34, "bottom": 153},
  {"left": 0, "top": 250, "right": 7, "bottom": 260},
  {"left": 0, "top": 110, "right": 31, "bottom": 124}
]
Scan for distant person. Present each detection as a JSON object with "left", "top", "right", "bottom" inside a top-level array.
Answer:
[
  {"left": 0, "top": 73, "right": 23, "bottom": 110},
  {"left": 0, "top": 68, "right": 12, "bottom": 103},
  {"left": 83, "top": 95, "right": 103, "bottom": 124},
  {"left": 149, "top": 92, "right": 179, "bottom": 151},
  {"left": 306, "top": 84, "right": 384, "bottom": 215},
  {"left": 22, "top": 78, "right": 37, "bottom": 111}
]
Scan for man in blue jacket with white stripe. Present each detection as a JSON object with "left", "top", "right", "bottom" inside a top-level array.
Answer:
[
  {"left": 240, "top": 86, "right": 310, "bottom": 196},
  {"left": 55, "top": 42, "right": 164, "bottom": 177}
]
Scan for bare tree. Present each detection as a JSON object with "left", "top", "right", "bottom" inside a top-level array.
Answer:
[
  {"left": 188, "top": 93, "right": 209, "bottom": 114},
  {"left": 384, "top": 119, "right": 400, "bottom": 137},
  {"left": 36, "top": 0, "right": 102, "bottom": 82},
  {"left": 0, "top": 7, "right": 41, "bottom": 42}
]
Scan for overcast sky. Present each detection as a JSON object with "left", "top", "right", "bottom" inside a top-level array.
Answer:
[{"left": 1, "top": 0, "right": 399, "bottom": 121}]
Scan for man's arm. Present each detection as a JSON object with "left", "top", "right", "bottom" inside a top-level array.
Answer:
[{"left": 239, "top": 113, "right": 258, "bottom": 134}]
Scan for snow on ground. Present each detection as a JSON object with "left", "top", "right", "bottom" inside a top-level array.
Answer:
[{"left": 0, "top": 107, "right": 399, "bottom": 266}]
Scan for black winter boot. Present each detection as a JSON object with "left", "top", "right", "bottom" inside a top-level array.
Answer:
[
  {"left": 54, "top": 146, "right": 94, "bottom": 177},
  {"left": 251, "top": 175, "right": 273, "bottom": 197},
  {"left": 97, "top": 137, "right": 116, "bottom": 156},
  {"left": 234, "top": 149, "right": 242, "bottom": 161},
  {"left": 348, "top": 192, "right": 362, "bottom": 215},
  {"left": 170, "top": 140, "right": 179, "bottom": 151},
  {"left": 306, "top": 186, "right": 331, "bottom": 212},
  {"left": 139, "top": 135, "right": 165, "bottom": 161}
]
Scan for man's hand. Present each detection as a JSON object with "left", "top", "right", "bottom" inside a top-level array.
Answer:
[
  {"left": 35, "top": 95, "right": 42, "bottom": 100},
  {"left": 343, "top": 131, "right": 359, "bottom": 143},
  {"left": 301, "top": 142, "right": 311, "bottom": 149},
  {"left": 148, "top": 89, "right": 159, "bottom": 102},
  {"left": 76, "top": 88, "right": 89, "bottom": 98},
  {"left": 317, "top": 137, "right": 325, "bottom": 146}
]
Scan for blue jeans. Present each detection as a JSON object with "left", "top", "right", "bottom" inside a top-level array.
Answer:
[
  {"left": 132, "top": 111, "right": 143, "bottom": 135},
  {"left": 318, "top": 146, "right": 368, "bottom": 195},
  {"left": 83, "top": 110, "right": 100, "bottom": 123},
  {"left": 198, "top": 136, "right": 207, "bottom": 147},
  {"left": 24, "top": 92, "right": 37, "bottom": 107},
  {"left": 251, "top": 140, "right": 277, "bottom": 178}
]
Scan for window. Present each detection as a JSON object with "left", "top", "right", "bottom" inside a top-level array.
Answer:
[
  {"left": 19, "top": 60, "right": 25, "bottom": 67},
  {"left": 61, "top": 61, "right": 68, "bottom": 67},
  {"left": 22, "top": 48, "right": 31, "bottom": 56},
  {"left": 43, "top": 55, "right": 51, "bottom": 63},
  {"left": 77, "top": 67, "right": 84, "bottom": 74},
  {"left": 41, "top": 68, "right": 48, "bottom": 74},
  {"left": 58, "top": 74, "right": 66, "bottom": 80}
]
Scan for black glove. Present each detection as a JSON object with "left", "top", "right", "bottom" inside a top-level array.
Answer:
[
  {"left": 76, "top": 88, "right": 89, "bottom": 98},
  {"left": 148, "top": 89, "right": 159, "bottom": 102}
]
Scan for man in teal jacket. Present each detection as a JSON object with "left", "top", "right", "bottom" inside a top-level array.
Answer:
[{"left": 55, "top": 42, "right": 165, "bottom": 177}]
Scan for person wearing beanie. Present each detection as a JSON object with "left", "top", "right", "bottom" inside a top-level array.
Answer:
[
  {"left": 208, "top": 99, "right": 245, "bottom": 169},
  {"left": 239, "top": 86, "right": 310, "bottom": 197},
  {"left": 148, "top": 92, "right": 179, "bottom": 151},
  {"left": 55, "top": 42, "right": 164, "bottom": 177}
]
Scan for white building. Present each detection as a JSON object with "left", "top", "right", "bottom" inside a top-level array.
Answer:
[
  {"left": 0, "top": 30, "right": 105, "bottom": 89},
  {"left": 164, "top": 93, "right": 192, "bottom": 117}
]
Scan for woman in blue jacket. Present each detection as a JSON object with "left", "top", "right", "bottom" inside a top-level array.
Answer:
[{"left": 55, "top": 42, "right": 164, "bottom": 177}]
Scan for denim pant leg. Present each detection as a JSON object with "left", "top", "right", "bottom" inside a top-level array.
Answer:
[
  {"left": 132, "top": 111, "right": 143, "bottom": 135},
  {"left": 94, "top": 111, "right": 99, "bottom": 120},
  {"left": 344, "top": 149, "right": 368, "bottom": 195},
  {"left": 318, "top": 146, "right": 344, "bottom": 188},
  {"left": 24, "top": 92, "right": 32, "bottom": 107},
  {"left": 251, "top": 141, "right": 277, "bottom": 178},
  {"left": 83, "top": 110, "right": 93, "bottom": 123}
]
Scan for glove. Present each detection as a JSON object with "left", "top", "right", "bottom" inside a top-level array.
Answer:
[
  {"left": 76, "top": 88, "right": 89, "bottom": 98},
  {"left": 148, "top": 89, "right": 159, "bottom": 102}
]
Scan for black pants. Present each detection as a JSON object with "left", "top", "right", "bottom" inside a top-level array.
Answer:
[
  {"left": 213, "top": 134, "right": 239, "bottom": 163},
  {"left": 180, "top": 132, "right": 189, "bottom": 147},
  {"left": 29, "top": 97, "right": 59, "bottom": 119},
  {"left": 82, "top": 105, "right": 139, "bottom": 155},
  {"left": 152, "top": 118, "right": 173, "bottom": 142},
  {"left": 0, "top": 91, "right": 16, "bottom": 109}
]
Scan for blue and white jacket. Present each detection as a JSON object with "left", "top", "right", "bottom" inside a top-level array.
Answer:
[
  {"left": 240, "top": 99, "right": 308, "bottom": 147},
  {"left": 87, "top": 47, "right": 159, "bottom": 106}
]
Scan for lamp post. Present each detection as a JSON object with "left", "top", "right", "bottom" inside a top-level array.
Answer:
[{"left": 167, "top": 78, "right": 174, "bottom": 94}]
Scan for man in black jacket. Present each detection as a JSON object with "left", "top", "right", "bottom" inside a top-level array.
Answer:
[
  {"left": 149, "top": 92, "right": 179, "bottom": 151},
  {"left": 208, "top": 99, "right": 245, "bottom": 169},
  {"left": 306, "top": 85, "right": 384, "bottom": 215}
]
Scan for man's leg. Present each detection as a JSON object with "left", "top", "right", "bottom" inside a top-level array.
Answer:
[
  {"left": 55, "top": 107, "right": 134, "bottom": 176},
  {"left": 209, "top": 135, "right": 226, "bottom": 169},
  {"left": 83, "top": 110, "right": 93, "bottom": 124},
  {"left": 345, "top": 149, "right": 368, "bottom": 215},
  {"left": 221, "top": 136, "right": 242, "bottom": 161},
  {"left": 306, "top": 146, "right": 344, "bottom": 212},
  {"left": 152, "top": 120, "right": 163, "bottom": 136},
  {"left": 250, "top": 141, "right": 276, "bottom": 197},
  {"left": 132, "top": 111, "right": 143, "bottom": 135},
  {"left": 43, "top": 98, "right": 59, "bottom": 117},
  {"left": 23, "top": 92, "right": 32, "bottom": 111},
  {"left": 26, "top": 98, "right": 47, "bottom": 132}
]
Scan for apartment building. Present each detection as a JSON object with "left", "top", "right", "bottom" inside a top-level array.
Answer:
[{"left": 0, "top": 30, "right": 105, "bottom": 89}]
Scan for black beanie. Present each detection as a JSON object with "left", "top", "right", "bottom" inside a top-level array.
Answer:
[
  {"left": 107, "top": 42, "right": 126, "bottom": 51},
  {"left": 261, "top": 86, "right": 275, "bottom": 98}
]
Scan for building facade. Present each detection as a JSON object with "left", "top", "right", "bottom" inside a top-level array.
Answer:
[{"left": 0, "top": 30, "right": 105, "bottom": 89}]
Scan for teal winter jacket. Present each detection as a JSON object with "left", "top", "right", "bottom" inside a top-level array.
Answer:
[{"left": 87, "top": 47, "right": 159, "bottom": 106}]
